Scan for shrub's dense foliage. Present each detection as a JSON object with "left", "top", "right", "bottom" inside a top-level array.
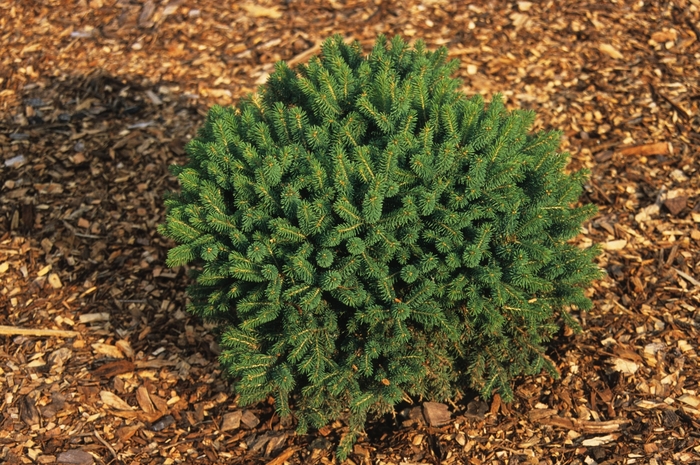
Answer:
[{"left": 160, "top": 35, "right": 600, "bottom": 458}]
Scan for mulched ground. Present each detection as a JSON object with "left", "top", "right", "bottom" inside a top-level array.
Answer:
[{"left": 1, "top": 0, "right": 699, "bottom": 464}]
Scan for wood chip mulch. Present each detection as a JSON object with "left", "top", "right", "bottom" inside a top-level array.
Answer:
[{"left": 1, "top": 0, "right": 699, "bottom": 464}]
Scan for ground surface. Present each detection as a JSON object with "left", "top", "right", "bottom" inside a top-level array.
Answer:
[{"left": 1, "top": 0, "right": 700, "bottom": 464}]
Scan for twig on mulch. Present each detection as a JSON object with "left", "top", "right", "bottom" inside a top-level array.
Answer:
[
  {"left": 94, "top": 430, "right": 118, "bottom": 462},
  {"left": 647, "top": 81, "right": 692, "bottom": 121},
  {"left": 0, "top": 325, "right": 80, "bottom": 338},
  {"left": 266, "top": 448, "right": 299, "bottom": 465},
  {"left": 674, "top": 267, "right": 700, "bottom": 288}
]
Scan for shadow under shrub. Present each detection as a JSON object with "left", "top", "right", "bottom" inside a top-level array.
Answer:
[{"left": 159, "top": 34, "right": 601, "bottom": 459}]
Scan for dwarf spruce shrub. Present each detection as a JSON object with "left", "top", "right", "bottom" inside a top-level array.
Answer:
[{"left": 160, "top": 35, "right": 600, "bottom": 458}]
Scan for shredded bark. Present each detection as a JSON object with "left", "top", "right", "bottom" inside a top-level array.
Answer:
[{"left": 1, "top": 0, "right": 699, "bottom": 464}]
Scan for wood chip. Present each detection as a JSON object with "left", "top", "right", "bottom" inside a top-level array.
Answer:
[
  {"left": 678, "top": 394, "right": 700, "bottom": 407},
  {"left": 265, "top": 448, "right": 298, "bottom": 465},
  {"left": 221, "top": 411, "right": 242, "bottom": 432},
  {"left": 79, "top": 313, "right": 110, "bottom": 323},
  {"left": 673, "top": 268, "right": 700, "bottom": 287},
  {"left": 490, "top": 393, "right": 502, "bottom": 416},
  {"left": 644, "top": 442, "right": 659, "bottom": 454},
  {"left": 136, "top": 386, "right": 157, "bottom": 414},
  {"left": 241, "top": 3, "right": 282, "bottom": 18},
  {"left": 47, "top": 347, "right": 73, "bottom": 367},
  {"left": 250, "top": 434, "right": 271, "bottom": 453},
  {"left": 92, "top": 343, "right": 125, "bottom": 359},
  {"left": 610, "top": 357, "right": 640, "bottom": 374},
  {"left": 57, "top": 450, "right": 94, "bottom": 465},
  {"left": 37, "top": 264, "right": 52, "bottom": 277},
  {"left": 133, "top": 358, "right": 179, "bottom": 369},
  {"left": 618, "top": 142, "right": 669, "bottom": 156},
  {"left": 663, "top": 195, "right": 687, "bottom": 215},
  {"left": 529, "top": 408, "right": 558, "bottom": 420},
  {"left": 651, "top": 30, "right": 677, "bottom": 43},
  {"left": 599, "top": 43, "right": 624, "bottom": 59},
  {"left": 240, "top": 409, "right": 260, "bottom": 429},
  {"left": 145, "top": 89, "right": 162, "bottom": 105},
  {"left": 149, "top": 392, "right": 169, "bottom": 414},
  {"left": 116, "top": 424, "right": 142, "bottom": 442},
  {"left": 41, "top": 394, "right": 66, "bottom": 419},
  {"left": 20, "top": 395, "right": 40, "bottom": 426},
  {"left": 138, "top": 0, "right": 156, "bottom": 27},
  {"left": 602, "top": 239, "right": 627, "bottom": 251},
  {"left": 265, "top": 432, "right": 288, "bottom": 457},
  {"left": 412, "top": 434, "right": 424, "bottom": 446},
  {"left": 91, "top": 360, "right": 135, "bottom": 378},
  {"left": 48, "top": 273, "right": 62, "bottom": 289},
  {"left": 115, "top": 339, "right": 134, "bottom": 358},
  {"left": 100, "top": 391, "right": 133, "bottom": 411},
  {"left": 422, "top": 401, "right": 451, "bottom": 427},
  {"left": 582, "top": 434, "right": 616, "bottom": 446}
]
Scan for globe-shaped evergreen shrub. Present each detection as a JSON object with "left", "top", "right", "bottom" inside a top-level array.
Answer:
[{"left": 160, "top": 35, "right": 600, "bottom": 458}]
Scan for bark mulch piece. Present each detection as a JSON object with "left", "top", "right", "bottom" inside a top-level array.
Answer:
[{"left": 1, "top": 0, "right": 699, "bottom": 464}]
